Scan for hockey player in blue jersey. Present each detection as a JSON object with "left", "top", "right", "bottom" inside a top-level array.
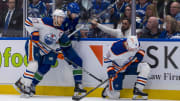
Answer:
[
  {"left": 102, "top": 36, "right": 151, "bottom": 100},
  {"left": 60, "top": 2, "right": 80, "bottom": 37},
  {"left": 59, "top": 2, "right": 88, "bottom": 99}
]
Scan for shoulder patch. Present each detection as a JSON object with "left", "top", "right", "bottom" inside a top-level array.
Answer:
[{"left": 32, "top": 18, "right": 39, "bottom": 23}]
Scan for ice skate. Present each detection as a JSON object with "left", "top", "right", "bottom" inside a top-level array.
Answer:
[
  {"left": 29, "top": 84, "right": 36, "bottom": 97},
  {"left": 132, "top": 87, "right": 148, "bottom": 100},
  {"left": 101, "top": 85, "right": 108, "bottom": 98},
  {"left": 72, "top": 84, "right": 87, "bottom": 100},
  {"left": 19, "top": 85, "right": 33, "bottom": 98},
  {"left": 13, "top": 78, "right": 24, "bottom": 94},
  {"left": 102, "top": 84, "right": 120, "bottom": 100}
]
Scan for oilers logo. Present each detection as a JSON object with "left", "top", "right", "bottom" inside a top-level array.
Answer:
[{"left": 44, "top": 33, "right": 57, "bottom": 45}]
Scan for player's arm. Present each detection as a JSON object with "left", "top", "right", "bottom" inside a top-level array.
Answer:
[
  {"left": 25, "top": 17, "right": 40, "bottom": 43},
  {"left": 90, "top": 19, "right": 123, "bottom": 37},
  {"left": 107, "top": 49, "right": 145, "bottom": 77},
  {"left": 25, "top": 17, "right": 50, "bottom": 54},
  {"left": 133, "top": 49, "right": 145, "bottom": 63}
]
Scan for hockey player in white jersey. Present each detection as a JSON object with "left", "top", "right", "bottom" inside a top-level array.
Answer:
[
  {"left": 13, "top": 9, "right": 66, "bottom": 97},
  {"left": 13, "top": 9, "right": 86, "bottom": 98},
  {"left": 102, "top": 36, "right": 151, "bottom": 100}
]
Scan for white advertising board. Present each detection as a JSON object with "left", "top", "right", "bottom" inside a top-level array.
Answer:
[{"left": 0, "top": 39, "right": 180, "bottom": 90}]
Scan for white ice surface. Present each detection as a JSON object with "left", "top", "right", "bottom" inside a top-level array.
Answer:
[{"left": 0, "top": 95, "right": 175, "bottom": 101}]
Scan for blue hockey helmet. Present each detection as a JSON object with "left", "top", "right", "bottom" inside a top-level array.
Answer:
[{"left": 67, "top": 2, "right": 80, "bottom": 14}]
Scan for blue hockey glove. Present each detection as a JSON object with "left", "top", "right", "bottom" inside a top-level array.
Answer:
[
  {"left": 107, "top": 67, "right": 116, "bottom": 78},
  {"left": 56, "top": 48, "right": 62, "bottom": 52}
]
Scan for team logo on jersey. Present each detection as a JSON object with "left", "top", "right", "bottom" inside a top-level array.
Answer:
[{"left": 44, "top": 33, "right": 57, "bottom": 45}]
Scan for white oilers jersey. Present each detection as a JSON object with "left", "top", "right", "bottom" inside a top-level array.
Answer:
[
  {"left": 106, "top": 40, "right": 138, "bottom": 67},
  {"left": 25, "top": 17, "right": 64, "bottom": 54}
]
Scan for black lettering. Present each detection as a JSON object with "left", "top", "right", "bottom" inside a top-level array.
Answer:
[
  {"left": 164, "top": 46, "right": 178, "bottom": 69},
  {"left": 147, "top": 46, "right": 159, "bottom": 68}
]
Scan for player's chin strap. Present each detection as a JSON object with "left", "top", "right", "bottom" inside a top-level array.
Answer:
[{"left": 38, "top": 40, "right": 103, "bottom": 83}]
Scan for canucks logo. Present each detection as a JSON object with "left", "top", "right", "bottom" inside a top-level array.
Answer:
[{"left": 44, "top": 33, "right": 57, "bottom": 45}]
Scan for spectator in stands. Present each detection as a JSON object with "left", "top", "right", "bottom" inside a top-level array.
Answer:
[
  {"left": 43, "top": 0, "right": 53, "bottom": 17},
  {"left": 166, "top": 0, "right": 180, "bottom": 16},
  {"left": 0, "top": 0, "right": 23, "bottom": 37},
  {"left": 136, "top": 0, "right": 151, "bottom": 19},
  {"left": 121, "top": 5, "right": 132, "bottom": 21},
  {"left": 108, "top": 0, "right": 126, "bottom": 27},
  {"left": 170, "top": 1, "right": 180, "bottom": 24},
  {"left": 0, "top": 0, "right": 8, "bottom": 14},
  {"left": 90, "top": 18, "right": 132, "bottom": 38},
  {"left": 139, "top": 17, "right": 161, "bottom": 38},
  {"left": 120, "top": 5, "right": 142, "bottom": 28},
  {"left": 91, "top": 0, "right": 110, "bottom": 23},
  {"left": 28, "top": 0, "right": 47, "bottom": 17},
  {"left": 113, "top": 0, "right": 130, "bottom": 15},
  {"left": 142, "top": 4, "right": 158, "bottom": 27},
  {"left": 152, "top": 0, "right": 164, "bottom": 19},
  {"left": 159, "top": 15, "right": 180, "bottom": 39}
]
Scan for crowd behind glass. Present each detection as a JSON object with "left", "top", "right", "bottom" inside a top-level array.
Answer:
[{"left": 0, "top": 0, "right": 180, "bottom": 39}]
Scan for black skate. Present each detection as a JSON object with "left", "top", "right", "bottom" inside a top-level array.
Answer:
[
  {"left": 21, "top": 84, "right": 36, "bottom": 98},
  {"left": 29, "top": 84, "right": 36, "bottom": 97},
  {"left": 13, "top": 78, "right": 35, "bottom": 98},
  {"left": 13, "top": 78, "right": 24, "bottom": 94},
  {"left": 72, "top": 84, "right": 87, "bottom": 101},
  {"left": 101, "top": 85, "right": 108, "bottom": 98},
  {"left": 20, "top": 85, "right": 32, "bottom": 98},
  {"left": 132, "top": 87, "right": 148, "bottom": 100}
]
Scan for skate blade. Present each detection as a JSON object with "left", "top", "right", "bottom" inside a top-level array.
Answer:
[
  {"left": 72, "top": 92, "right": 86, "bottom": 101},
  {"left": 13, "top": 84, "right": 22, "bottom": 94},
  {"left": 132, "top": 95, "right": 148, "bottom": 100},
  {"left": 72, "top": 95, "right": 81, "bottom": 101},
  {"left": 20, "top": 93, "right": 31, "bottom": 98}
]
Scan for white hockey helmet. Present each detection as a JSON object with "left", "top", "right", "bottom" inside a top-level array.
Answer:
[
  {"left": 127, "top": 36, "right": 139, "bottom": 49},
  {"left": 52, "top": 9, "right": 66, "bottom": 17}
]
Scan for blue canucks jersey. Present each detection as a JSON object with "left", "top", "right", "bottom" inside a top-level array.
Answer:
[
  {"left": 136, "top": 2, "right": 151, "bottom": 18},
  {"left": 60, "top": 17, "right": 79, "bottom": 33},
  {"left": 28, "top": 1, "right": 47, "bottom": 18}
]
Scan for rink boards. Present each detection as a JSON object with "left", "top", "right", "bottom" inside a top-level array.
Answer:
[{"left": 0, "top": 38, "right": 180, "bottom": 100}]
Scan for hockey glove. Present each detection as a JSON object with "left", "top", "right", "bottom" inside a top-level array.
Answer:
[
  {"left": 57, "top": 53, "right": 64, "bottom": 60},
  {"left": 56, "top": 48, "right": 64, "bottom": 60},
  {"left": 31, "top": 31, "right": 39, "bottom": 43},
  {"left": 107, "top": 67, "right": 116, "bottom": 78}
]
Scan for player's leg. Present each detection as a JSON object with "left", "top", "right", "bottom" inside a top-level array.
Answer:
[
  {"left": 102, "top": 72, "right": 123, "bottom": 99},
  {"left": 133, "top": 62, "right": 151, "bottom": 100},
  {"left": 31, "top": 51, "right": 58, "bottom": 95},
  {"left": 14, "top": 40, "right": 40, "bottom": 97},
  {"left": 62, "top": 46, "right": 86, "bottom": 98}
]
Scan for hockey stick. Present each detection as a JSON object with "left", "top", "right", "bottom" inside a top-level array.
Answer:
[
  {"left": 38, "top": 40, "right": 103, "bottom": 82},
  {"left": 68, "top": 24, "right": 85, "bottom": 38},
  {"left": 72, "top": 78, "right": 109, "bottom": 101}
]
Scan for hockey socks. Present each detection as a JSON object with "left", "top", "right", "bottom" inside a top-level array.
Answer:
[
  {"left": 73, "top": 69, "right": 83, "bottom": 84},
  {"left": 32, "top": 72, "right": 43, "bottom": 86},
  {"left": 133, "top": 76, "right": 148, "bottom": 100}
]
